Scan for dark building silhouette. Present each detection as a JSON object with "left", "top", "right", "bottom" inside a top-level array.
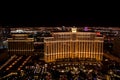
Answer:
[{"left": 112, "top": 32, "right": 120, "bottom": 57}]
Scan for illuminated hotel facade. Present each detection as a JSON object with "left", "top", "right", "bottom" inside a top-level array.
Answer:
[
  {"left": 44, "top": 28, "right": 104, "bottom": 62},
  {"left": 8, "top": 33, "right": 34, "bottom": 55}
]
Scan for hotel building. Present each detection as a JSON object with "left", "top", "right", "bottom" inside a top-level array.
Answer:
[
  {"left": 44, "top": 28, "right": 104, "bottom": 62},
  {"left": 8, "top": 33, "right": 34, "bottom": 55}
]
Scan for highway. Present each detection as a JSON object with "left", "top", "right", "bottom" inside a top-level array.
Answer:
[
  {"left": 0, "top": 56, "right": 31, "bottom": 71},
  {"left": 0, "top": 55, "right": 18, "bottom": 71},
  {"left": 9, "top": 56, "right": 27, "bottom": 70}
]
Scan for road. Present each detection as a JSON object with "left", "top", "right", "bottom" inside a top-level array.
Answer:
[
  {"left": 0, "top": 56, "right": 31, "bottom": 71},
  {"left": 103, "top": 52, "right": 120, "bottom": 63}
]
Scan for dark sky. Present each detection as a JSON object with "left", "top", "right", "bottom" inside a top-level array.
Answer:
[
  {"left": 0, "top": 0, "right": 120, "bottom": 27},
  {"left": 1, "top": 6, "right": 120, "bottom": 27},
  {"left": 1, "top": 15, "right": 120, "bottom": 27}
]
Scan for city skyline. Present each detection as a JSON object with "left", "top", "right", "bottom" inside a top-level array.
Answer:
[
  {"left": 1, "top": 4, "right": 120, "bottom": 79},
  {"left": 0, "top": 26, "right": 120, "bottom": 79}
]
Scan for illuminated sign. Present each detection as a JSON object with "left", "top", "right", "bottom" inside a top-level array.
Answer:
[
  {"left": 84, "top": 27, "right": 88, "bottom": 31},
  {"left": 72, "top": 28, "right": 77, "bottom": 33}
]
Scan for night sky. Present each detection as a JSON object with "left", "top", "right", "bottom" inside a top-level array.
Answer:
[{"left": 1, "top": 6, "right": 120, "bottom": 27}]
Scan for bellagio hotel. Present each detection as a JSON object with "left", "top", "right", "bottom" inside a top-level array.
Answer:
[{"left": 44, "top": 28, "right": 104, "bottom": 62}]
